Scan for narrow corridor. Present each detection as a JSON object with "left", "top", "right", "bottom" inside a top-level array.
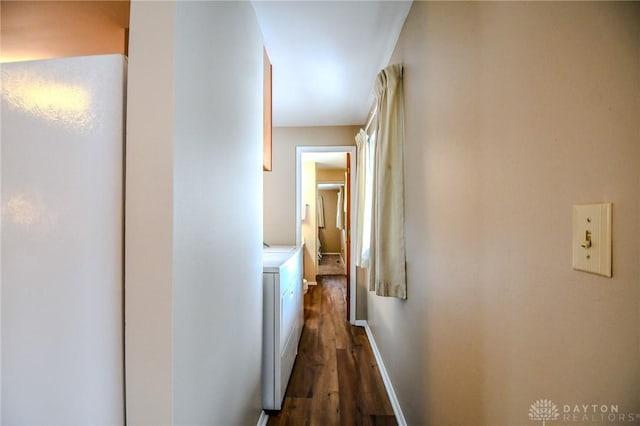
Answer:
[{"left": 267, "top": 276, "right": 396, "bottom": 426}]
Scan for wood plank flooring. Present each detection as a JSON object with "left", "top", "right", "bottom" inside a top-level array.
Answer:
[{"left": 267, "top": 276, "right": 396, "bottom": 426}]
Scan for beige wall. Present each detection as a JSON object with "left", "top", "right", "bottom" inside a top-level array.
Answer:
[
  {"left": 366, "top": 2, "right": 640, "bottom": 425},
  {"left": 263, "top": 126, "right": 359, "bottom": 245},
  {"left": 125, "top": 3, "right": 175, "bottom": 422},
  {"left": 317, "top": 168, "right": 346, "bottom": 183},
  {"left": 317, "top": 168, "right": 348, "bottom": 257},
  {"left": 318, "top": 189, "right": 341, "bottom": 253}
]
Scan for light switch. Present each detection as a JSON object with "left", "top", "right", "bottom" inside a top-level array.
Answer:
[{"left": 572, "top": 203, "right": 612, "bottom": 277}]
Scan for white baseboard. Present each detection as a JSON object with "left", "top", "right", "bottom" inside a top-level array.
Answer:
[
  {"left": 357, "top": 320, "right": 407, "bottom": 426},
  {"left": 257, "top": 410, "right": 269, "bottom": 426}
]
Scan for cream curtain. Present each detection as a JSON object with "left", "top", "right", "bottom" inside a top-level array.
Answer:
[
  {"left": 370, "top": 63, "right": 406, "bottom": 299},
  {"left": 354, "top": 129, "right": 370, "bottom": 267}
]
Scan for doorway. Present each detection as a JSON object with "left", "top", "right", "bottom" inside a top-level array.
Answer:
[{"left": 296, "top": 145, "right": 356, "bottom": 324}]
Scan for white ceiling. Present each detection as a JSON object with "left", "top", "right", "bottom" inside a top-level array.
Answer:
[{"left": 252, "top": 1, "right": 412, "bottom": 127}]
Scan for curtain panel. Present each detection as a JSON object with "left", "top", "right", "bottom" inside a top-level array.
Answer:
[
  {"left": 370, "top": 63, "right": 407, "bottom": 299},
  {"left": 354, "top": 129, "right": 370, "bottom": 267}
]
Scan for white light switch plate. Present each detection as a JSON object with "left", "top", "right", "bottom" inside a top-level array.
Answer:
[{"left": 572, "top": 203, "right": 612, "bottom": 277}]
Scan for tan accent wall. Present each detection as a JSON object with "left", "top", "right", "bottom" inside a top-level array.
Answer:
[
  {"left": 317, "top": 168, "right": 346, "bottom": 183},
  {"left": 318, "top": 189, "right": 341, "bottom": 253},
  {"left": 366, "top": 2, "right": 640, "bottom": 425},
  {"left": 317, "top": 168, "right": 348, "bottom": 257}
]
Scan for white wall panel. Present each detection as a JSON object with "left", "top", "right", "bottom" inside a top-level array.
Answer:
[
  {"left": 126, "top": 3, "right": 265, "bottom": 424},
  {"left": 173, "top": 3, "right": 264, "bottom": 424}
]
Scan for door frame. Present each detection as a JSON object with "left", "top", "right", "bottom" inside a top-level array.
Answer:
[{"left": 296, "top": 145, "right": 357, "bottom": 324}]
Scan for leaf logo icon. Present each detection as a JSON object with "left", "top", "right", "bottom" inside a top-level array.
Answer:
[{"left": 529, "top": 399, "right": 560, "bottom": 426}]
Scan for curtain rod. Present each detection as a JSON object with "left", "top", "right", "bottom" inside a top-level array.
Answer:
[{"left": 364, "top": 108, "right": 377, "bottom": 133}]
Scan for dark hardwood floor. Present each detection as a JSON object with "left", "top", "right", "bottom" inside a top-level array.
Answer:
[{"left": 267, "top": 275, "right": 397, "bottom": 426}]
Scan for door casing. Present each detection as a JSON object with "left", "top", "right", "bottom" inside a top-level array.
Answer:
[{"left": 295, "top": 145, "right": 357, "bottom": 324}]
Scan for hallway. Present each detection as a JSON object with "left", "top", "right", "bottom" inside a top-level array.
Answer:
[{"left": 267, "top": 276, "right": 396, "bottom": 426}]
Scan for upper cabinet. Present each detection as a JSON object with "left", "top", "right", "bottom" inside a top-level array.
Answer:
[{"left": 263, "top": 48, "right": 273, "bottom": 171}]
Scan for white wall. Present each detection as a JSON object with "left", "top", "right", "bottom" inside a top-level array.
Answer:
[
  {"left": 173, "top": 2, "right": 264, "bottom": 424},
  {"left": 367, "top": 2, "right": 640, "bottom": 425},
  {"left": 126, "top": 2, "right": 264, "bottom": 424}
]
